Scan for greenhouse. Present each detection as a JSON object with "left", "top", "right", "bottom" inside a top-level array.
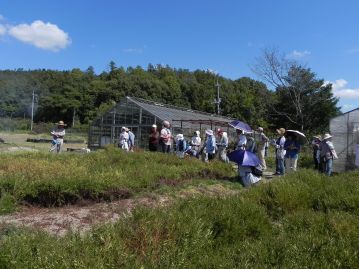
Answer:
[
  {"left": 330, "top": 107, "right": 359, "bottom": 172},
  {"left": 88, "top": 96, "right": 236, "bottom": 150}
]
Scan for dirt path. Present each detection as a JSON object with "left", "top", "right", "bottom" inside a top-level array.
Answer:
[{"left": 0, "top": 184, "right": 239, "bottom": 236}]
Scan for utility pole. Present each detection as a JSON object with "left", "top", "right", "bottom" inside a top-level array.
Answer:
[
  {"left": 30, "top": 90, "right": 38, "bottom": 131},
  {"left": 72, "top": 108, "right": 76, "bottom": 127},
  {"left": 214, "top": 77, "right": 221, "bottom": 115},
  {"left": 30, "top": 90, "right": 35, "bottom": 131}
]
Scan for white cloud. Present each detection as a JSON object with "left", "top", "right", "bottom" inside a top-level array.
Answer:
[
  {"left": 0, "top": 24, "right": 6, "bottom": 35},
  {"left": 8, "top": 20, "right": 71, "bottom": 52},
  {"left": 287, "top": 50, "right": 311, "bottom": 59},
  {"left": 326, "top": 79, "right": 359, "bottom": 99}
]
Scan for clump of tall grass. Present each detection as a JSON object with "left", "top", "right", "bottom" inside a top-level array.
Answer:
[
  {"left": 0, "top": 147, "right": 234, "bottom": 211},
  {"left": 1, "top": 169, "right": 359, "bottom": 268}
]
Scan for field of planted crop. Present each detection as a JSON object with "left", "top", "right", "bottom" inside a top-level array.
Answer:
[
  {"left": 0, "top": 147, "right": 358, "bottom": 268},
  {"left": 0, "top": 147, "right": 234, "bottom": 213}
]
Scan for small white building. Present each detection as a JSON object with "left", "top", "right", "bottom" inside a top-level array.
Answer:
[{"left": 330, "top": 108, "right": 359, "bottom": 172}]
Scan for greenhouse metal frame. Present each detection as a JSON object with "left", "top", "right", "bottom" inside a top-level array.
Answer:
[{"left": 88, "top": 96, "right": 236, "bottom": 150}]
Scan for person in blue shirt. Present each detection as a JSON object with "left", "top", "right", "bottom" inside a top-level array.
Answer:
[
  {"left": 284, "top": 134, "right": 301, "bottom": 173},
  {"left": 205, "top": 129, "right": 217, "bottom": 162}
]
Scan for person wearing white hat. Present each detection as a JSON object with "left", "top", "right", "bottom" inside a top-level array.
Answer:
[
  {"left": 216, "top": 129, "right": 229, "bottom": 163},
  {"left": 204, "top": 129, "right": 216, "bottom": 162},
  {"left": 175, "top": 134, "right": 187, "bottom": 158},
  {"left": 319, "top": 133, "right": 338, "bottom": 176},
  {"left": 273, "top": 128, "right": 286, "bottom": 175},
  {"left": 118, "top": 127, "right": 129, "bottom": 151},
  {"left": 160, "top": 121, "right": 172, "bottom": 153},
  {"left": 256, "top": 127, "right": 269, "bottom": 170},
  {"left": 49, "top": 121, "right": 66, "bottom": 153},
  {"left": 191, "top": 131, "right": 201, "bottom": 149},
  {"left": 149, "top": 124, "right": 159, "bottom": 152}
]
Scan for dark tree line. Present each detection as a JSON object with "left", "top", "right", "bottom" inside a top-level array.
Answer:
[{"left": 0, "top": 60, "right": 340, "bottom": 133}]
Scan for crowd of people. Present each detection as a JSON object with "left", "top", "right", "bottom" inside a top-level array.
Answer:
[
  {"left": 145, "top": 121, "right": 339, "bottom": 183},
  {"left": 50, "top": 119, "right": 338, "bottom": 185}
]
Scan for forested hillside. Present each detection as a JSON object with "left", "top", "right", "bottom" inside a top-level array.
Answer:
[{"left": 0, "top": 61, "right": 339, "bottom": 132}]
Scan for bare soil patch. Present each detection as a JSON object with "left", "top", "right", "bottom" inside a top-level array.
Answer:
[{"left": 0, "top": 184, "right": 239, "bottom": 236}]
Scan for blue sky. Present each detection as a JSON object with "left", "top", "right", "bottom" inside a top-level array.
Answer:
[{"left": 1, "top": 0, "right": 358, "bottom": 111}]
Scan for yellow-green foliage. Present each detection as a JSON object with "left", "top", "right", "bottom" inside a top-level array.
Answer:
[
  {"left": 0, "top": 147, "right": 233, "bottom": 209},
  {"left": 1, "top": 170, "right": 359, "bottom": 268}
]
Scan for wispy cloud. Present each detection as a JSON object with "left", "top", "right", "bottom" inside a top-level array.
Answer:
[
  {"left": 346, "top": 47, "right": 359, "bottom": 54},
  {"left": 122, "top": 47, "right": 144, "bottom": 54},
  {"left": 325, "top": 79, "right": 359, "bottom": 99},
  {"left": 287, "top": 50, "right": 311, "bottom": 59},
  {"left": 0, "top": 15, "right": 5, "bottom": 21},
  {"left": 0, "top": 24, "right": 6, "bottom": 36},
  {"left": 8, "top": 20, "right": 71, "bottom": 52}
]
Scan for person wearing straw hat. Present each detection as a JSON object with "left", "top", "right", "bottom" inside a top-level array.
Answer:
[
  {"left": 118, "top": 127, "right": 129, "bottom": 151},
  {"left": 256, "top": 127, "right": 269, "bottom": 170},
  {"left": 273, "top": 128, "right": 286, "bottom": 175},
  {"left": 319, "top": 133, "right": 338, "bottom": 176},
  {"left": 49, "top": 121, "right": 66, "bottom": 153},
  {"left": 311, "top": 135, "right": 322, "bottom": 170}
]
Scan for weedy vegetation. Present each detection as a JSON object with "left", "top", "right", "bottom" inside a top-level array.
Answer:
[{"left": 0, "top": 148, "right": 358, "bottom": 268}]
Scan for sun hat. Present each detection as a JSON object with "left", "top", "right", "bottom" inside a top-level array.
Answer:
[
  {"left": 276, "top": 128, "right": 286, "bottom": 135},
  {"left": 205, "top": 129, "right": 214, "bottom": 136},
  {"left": 152, "top": 124, "right": 157, "bottom": 128},
  {"left": 57, "top": 120, "right": 66, "bottom": 126},
  {"left": 313, "top": 135, "right": 322, "bottom": 140},
  {"left": 323, "top": 133, "right": 332, "bottom": 140},
  {"left": 176, "top": 134, "right": 184, "bottom": 140},
  {"left": 195, "top": 130, "right": 200, "bottom": 136},
  {"left": 257, "top": 127, "right": 264, "bottom": 132},
  {"left": 121, "top": 126, "right": 129, "bottom": 132}
]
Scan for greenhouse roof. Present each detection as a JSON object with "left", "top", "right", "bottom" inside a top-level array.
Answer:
[{"left": 127, "top": 96, "right": 234, "bottom": 126}]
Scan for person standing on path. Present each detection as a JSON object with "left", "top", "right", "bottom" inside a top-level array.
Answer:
[
  {"left": 49, "top": 121, "right": 66, "bottom": 153},
  {"left": 256, "top": 127, "right": 269, "bottom": 170},
  {"left": 319, "top": 133, "right": 338, "bottom": 176}
]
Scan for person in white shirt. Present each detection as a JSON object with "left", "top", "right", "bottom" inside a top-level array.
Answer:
[
  {"left": 118, "top": 127, "right": 129, "bottom": 151},
  {"left": 274, "top": 128, "right": 286, "bottom": 175},
  {"left": 319, "top": 133, "right": 338, "bottom": 176},
  {"left": 256, "top": 127, "right": 269, "bottom": 170},
  {"left": 216, "top": 129, "right": 229, "bottom": 163},
  {"left": 160, "top": 121, "right": 172, "bottom": 153},
  {"left": 49, "top": 121, "right": 66, "bottom": 153}
]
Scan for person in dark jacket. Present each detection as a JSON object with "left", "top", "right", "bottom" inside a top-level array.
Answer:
[
  {"left": 311, "top": 135, "right": 322, "bottom": 170},
  {"left": 149, "top": 124, "right": 159, "bottom": 152}
]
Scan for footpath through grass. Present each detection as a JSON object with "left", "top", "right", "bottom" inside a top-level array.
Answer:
[
  {"left": 0, "top": 147, "right": 233, "bottom": 213},
  {"left": 0, "top": 169, "right": 359, "bottom": 268}
]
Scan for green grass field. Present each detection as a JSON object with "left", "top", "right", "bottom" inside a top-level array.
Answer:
[{"left": 0, "top": 146, "right": 358, "bottom": 268}]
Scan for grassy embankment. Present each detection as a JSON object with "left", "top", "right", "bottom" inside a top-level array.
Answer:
[
  {"left": 0, "top": 168, "right": 358, "bottom": 268},
  {"left": 0, "top": 147, "right": 234, "bottom": 214}
]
